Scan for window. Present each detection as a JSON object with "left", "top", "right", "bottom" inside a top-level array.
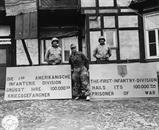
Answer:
[
  {"left": 117, "top": 0, "right": 132, "bottom": 7},
  {"left": 148, "top": 30, "right": 156, "bottom": 56},
  {"left": 61, "top": 36, "right": 78, "bottom": 63},
  {"left": 0, "top": 26, "right": 11, "bottom": 45},
  {"left": 88, "top": 12, "right": 140, "bottom": 62},
  {"left": 40, "top": 40, "right": 50, "bottom": 64},
  {"left": 90, "top": 31, "right": 101, "bottom": 61},
  {"left": 144, "top": 13, "right": 159, "bottom": 59},
  {"left": 109, "top": 49, "right": 117, "bottom": 60},
  {"left": 81, "top": 0, "right": 96, "bottom": 7},
  {"left": 0, "top": 26, "right": 10, "bottom": 36},
  {"left": 118, "top": 15, "right": 139, "bottom": 60},
  {"left": 103, "top": 29, "right": 117, "bottom": 60},
  {"left": 103, "top": 29, "right": 117, "bottom": 47},
  {"left": 118, "top": 16, "right": 138, "bottom": 28},
  {"left": 146, "top": 29, "right": 159, "bottom": 57},
  {"left": 99, "top": 0, "right": 114, "bottom": 7},
  {"left": 119, "top": 30, "right": 139, "bottom": 60},
  {"left": 40, "top": 36, "right": 78, "bottom": 64},
  {"left": 104, "top": 16, "right": 115, "bottom": 28},
  {"left": 0, "top": 25, "right": 12, "bottom": 66},
  {"left": 89, "top": 15, "right": 118, "bottom": 62},
  {"left": 89, "top": 16, "right": 101, "bottom": 29}
]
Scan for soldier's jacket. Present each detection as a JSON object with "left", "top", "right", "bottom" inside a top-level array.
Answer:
[
  {"left": 45, "top": 47, "right": 62, "bottom": 64},
  {"left": 93, "top": 44, "right": 111, "bottom": 60},
  {"left": 69, "top": 51, "right": 89, "bottom": 70}
]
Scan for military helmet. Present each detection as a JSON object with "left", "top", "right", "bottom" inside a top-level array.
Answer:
[
  {"left": 70, "top": 44, "right": 76, "bottom": 49},
  {"left": 51, "top": 37, "right": 59, "bottom": 43},
  {"left": 98, "top": 36, "right": 106, "bottom": 42}
]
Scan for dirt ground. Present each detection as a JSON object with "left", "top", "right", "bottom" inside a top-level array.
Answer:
[{"left": 1, "top": 95, "right": 159, "bottom": 130}]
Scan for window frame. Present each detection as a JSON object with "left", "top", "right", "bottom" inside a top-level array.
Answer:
[
  {"left": 83, "top": 0, "right": 140, "bottom": 63},
  {"left": 144, "top": 12, "right": 159, "bottom": 59},
  {"left": 40, "top": 37, "right": 79, "bottom": 64},
  {"left": 88, "top": 13, "right": 140, "bottom": 61},
  {"left": 88, "top": 15, "right": 118, "bottom": 48},
  {"left": 145, "top": 29, "right": 159, "bottom": 58}
]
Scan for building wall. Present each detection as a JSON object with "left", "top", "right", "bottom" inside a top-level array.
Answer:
[
  {"left": 8, "top": 0, "right": 159, "bottom": 66},
  {"left": 81, "top": 0, "right": 141, "bottom": 63},
  {"left": 16, "top": 39, "right": 38, "bottom": 65},
  {"left": 14, "top": 0, "right": 142, "bottom": 66}
]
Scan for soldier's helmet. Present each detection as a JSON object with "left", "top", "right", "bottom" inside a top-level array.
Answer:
[
  {"left": 98, "top": 36, "right": 106, "bottom": 42},
  {"left": 70, "top": 44, "right": 76, "bottom": 49},
  {"left": 51, "top": 37, "right": 59, "bottom": 43}
]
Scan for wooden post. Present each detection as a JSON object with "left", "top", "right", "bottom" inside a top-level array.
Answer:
[
  {"left": 21, "top": 39, "right": 33, "bottom": 65},
  {"left": 138, "top": 10, "right": 145, "bottom": 63}
]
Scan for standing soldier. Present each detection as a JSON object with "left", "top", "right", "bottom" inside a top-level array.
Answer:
[
  {"left": 93, "top": 36, "right": 111, "bottom": 64},
  {"left": 45, "top": 37, "right": 62, "bottom": 65},
  {"left": 69, "top": 44, "right": 90, "bottom": 101}
]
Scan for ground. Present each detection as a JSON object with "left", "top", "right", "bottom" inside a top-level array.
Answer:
[{"left": 1, "top": 92, "right": 159, "bottom": 130}]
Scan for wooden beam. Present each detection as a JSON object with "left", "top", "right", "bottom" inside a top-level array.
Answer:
[
  {"left": 138, "top": 14, "right": 145, "bottom": 62},
  {"left": 21, "top": 39, "right": 33, "bottom": 65},
  {"left": 38, "top": 39, "right": 41, "bottom": 65},
  {"left": 115, "top": 14, "right": 120, "bottom": 61},
  {"left": 86, "top": 15, "right": 91, "bottom": 61}
]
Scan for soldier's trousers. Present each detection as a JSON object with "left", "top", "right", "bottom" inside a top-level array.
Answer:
[{"left": 72, "top": 66, "right": 90, "bottom": 97}]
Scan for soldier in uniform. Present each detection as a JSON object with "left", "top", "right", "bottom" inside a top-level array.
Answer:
[
  {"left": 69, "top": 44, "right": 90, "bottom": 101},
  {"left": 45, "top": 37, "right": 62, "bottom": 65},
  {"left": 93, "top": 36, "right": 111, "bottom": 64}
]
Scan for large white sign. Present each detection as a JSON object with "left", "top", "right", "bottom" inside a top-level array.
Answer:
[
  {"left": 90, "top": 63, "right": 158, "bottom": 99},
  {"left": 4, "top": 65, "right": 72, "bottom": 100}
]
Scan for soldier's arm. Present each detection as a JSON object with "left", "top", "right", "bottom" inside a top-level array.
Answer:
[
  {"left": 69, "top": 57, "right": 71, "bottom": 64},
  {"left": 107, "top": 47, "right": 111, "bottom": 57},
  {"left": 44, "top": 49, "right": 50, "bottom": 62},
  {"left": 69, "top": 57, "right": 73, "bottom": 70},
  {"left": 81, "top": 53, "right": 89, "bottom": 70},
  {"left": 93, "top": 47, "right": 98, "bottom": 58}
]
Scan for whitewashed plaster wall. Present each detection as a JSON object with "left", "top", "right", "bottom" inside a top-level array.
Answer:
[{"left": 16, "top": 39, "right": 38, "bottom": 65}]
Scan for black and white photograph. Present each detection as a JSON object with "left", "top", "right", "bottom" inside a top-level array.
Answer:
[{"left": 1, "top": 0, "right": 159, "bottom": 129}]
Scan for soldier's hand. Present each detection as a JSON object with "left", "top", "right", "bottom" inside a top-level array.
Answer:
[{"left": 104, "top": 54, "right": 109, "bottom": 58}]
